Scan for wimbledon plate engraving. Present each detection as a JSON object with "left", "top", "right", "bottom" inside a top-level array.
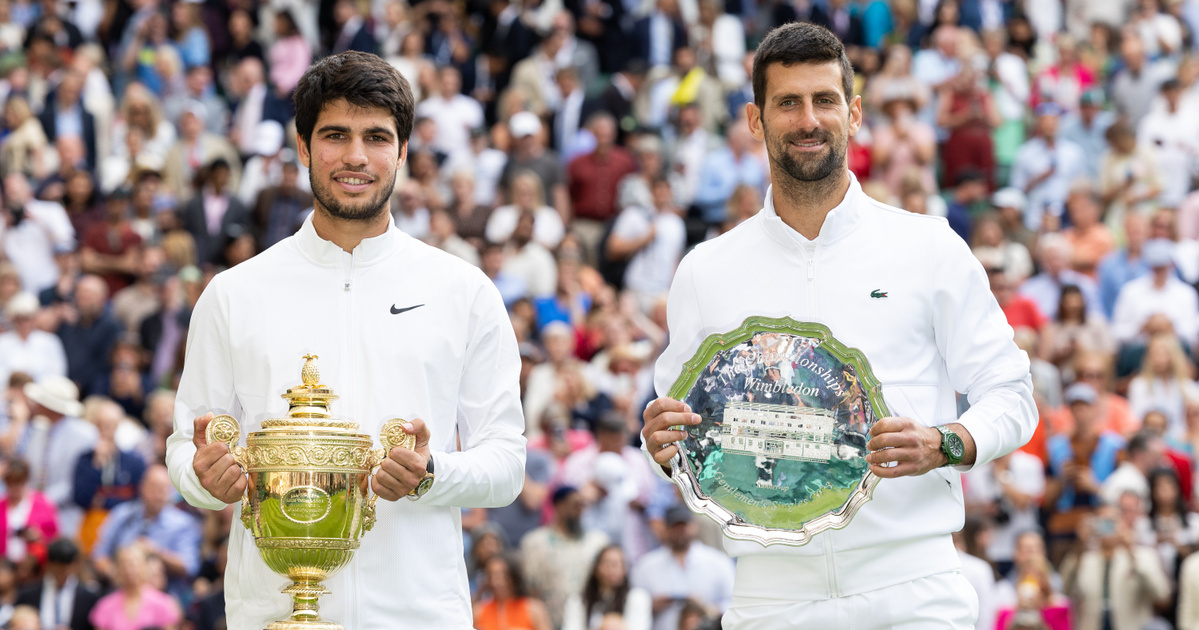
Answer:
[{"left": 668, "top": 316, "right": 889, "bottom": 546}]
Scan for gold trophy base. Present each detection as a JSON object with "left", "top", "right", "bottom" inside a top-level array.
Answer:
[{"left": 263, "top": 582, "right": 343, "bottom": 630}]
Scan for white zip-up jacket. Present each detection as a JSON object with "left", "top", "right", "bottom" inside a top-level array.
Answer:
[
  {"left": 166, "top": 216, "right": 526, "bottom": 629},
  {"left": 648, "top": 175, "right": 1035, "bottom": 602}
]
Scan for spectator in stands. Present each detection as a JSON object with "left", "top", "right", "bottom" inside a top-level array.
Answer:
[
  {"left": 80, "top": 188, "right": 141, "bottom": 296},
  {"left": 179, "top": 158, "right": 250, "bottom": 268},
  {"left": 1049, "top": 351, "right": 1137, "bottom": 437},
  {"left": 937, "top": 64, "right": 999, "bottom": 191},
  {"left": 2, "top": 172, "right": 76, "bottom": 296},
  {"left": 0, "top": 96, "right": 51, "bottom": 181},
  {"left": 989, "top": 267, "right": 1047, "bottom": 333},
  {"left": 631, "top": 0, "right": 688, "bottom": 71},
  {"left": 1062, "top": 502, "right": 1171, "bottom": 630},
  {"left": 567, "top": 112, "right": 637, "bottom": 263},
  {"left": 1010, "top": 102, "right": 1086, "bottom": 233},
  {"left": 1097, "top": 213, "right": 1151, "bottom": 319},
  {"left": 563, "top": 545, "right": 652, "bottom": 630},
  {"left": 1045, "top": 382, "right": 1126, "bottom": 556},
  {"left": 993, "top": 531, "right": 1069, "bottom": 630},
  {"left": 1100, "top": 430, "right": 1163, "bottom": 506},
  {"left": 73, "top": 397, "right": 146, "bottom": 552},
  {"left": 38, "top": 69, "right": 97, "bottom": 170},
  {"left": 1110, "top": 30, "right": 1174, "bottom": 128},
  {"left": 502, "top": 112, "right": 568, "bottom": 216},
  {"left": 1138, "top": 78, "right": 1199, "bottom": 209},
  {"left": 91, "top": 464, "right": 200, "bottom": 600},
  {"left": 972, "top": 213, "right": 1033, "bottom": 282},
  {"left": 17, "top": 376, "right": 97, "bottom": 539},
  {"left": 871, "top": 89, "right": 936, "bottom": 197},
  {"left": 1127, "top": 333, "right": 1199, "bottom": 440},
  {"left": 266, "top": 10, "right": 310, "bottom": 98},
  {"left": 1112, "top": 239, "right": 1199, "bottom": 352},
  {"left": 608, "top": 177, "right": 687, "bottom": 310},
  {"left": 473, "top": 552, "right": 553, "bottom": 630},
  {"left": 0, "top": 458, "right": 58, "bottom": 565},
  {"left": 1061, "top": 185, "right": 1115, "bottom": 279},
  {"left": 162, "top": 102, "right": 241, "bottom": 202},
  {"left": 521, "top": 486, "right": 609, "bottom": 628},
  {"left": 1060, "top": 89, "right": 1116, "bottom": 180},
  {"left": 14, "top": 538, "right": 99, "bottom": 630},
  {"left": 0, "top": 292, "right": 66, "bottom": 387},
  {"left": 488, "top": 171, "right": 566, "bottom": 250},
  {"left": 1039, "top": 285, "right": 1115, "bottom": 368},
  {"left": 692, "top": 121, "right": 765, "bottom": 228},
  {"left": 629, "top": 505, "right": 733, "bottom": 630},
  {"left": 56, "top": 274, "right": 122, "bottom": 394},
  {"left": 89, "top": 542, "right": 182, "bottom": 630},
  {"left": 417, "top": 66, "right": 485, "bottom": 158},
  {"left": 1020, "top": 233, "right": 1104, "bottom": 321}
]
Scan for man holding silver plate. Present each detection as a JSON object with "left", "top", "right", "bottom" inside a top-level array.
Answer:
[
  {"left": 165, "top": 51, "right": 526, "bottom": 630},
  {"left": 641, "top": 23, "right": 1036, "bottom": 629}
]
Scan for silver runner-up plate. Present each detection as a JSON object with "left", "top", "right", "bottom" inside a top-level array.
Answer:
[{"left": 667, "top": 316, "right": 890, "bottom": 546}]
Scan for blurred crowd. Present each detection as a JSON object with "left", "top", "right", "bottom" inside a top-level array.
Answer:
[{"left": 6, "top": 0, "right": 1199, "bottom": 629}]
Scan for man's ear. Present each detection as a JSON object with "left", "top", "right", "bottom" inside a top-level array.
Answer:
[
  {"left": 746, "top": 103, "right": 765, "bottom": 142},
  {"left": 296, "top": 133, "right": 310, "bottom": 168},
  {"left": 398, "top": 140, "right": 409, "bottom": 169}
]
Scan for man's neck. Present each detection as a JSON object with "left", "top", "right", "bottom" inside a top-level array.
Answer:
[
  {"left": 771, "top": 169, "right": 851, "bottom": 240},
  {"left": 311, "top": 207, "right": 390, "bottom": 253}
]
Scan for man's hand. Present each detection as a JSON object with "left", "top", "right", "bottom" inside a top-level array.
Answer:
[
  {"left": 865, "top": 417, "right": 946, "bottom": 478},
  {"left": 371, "top": 419, "right": 431, "bottom": 501},
  {"left": 192, "top": 413, "right": 248, "bottom": 503},
  {"left": 641, "top": 397, "right": 700, "bottom": 472}
]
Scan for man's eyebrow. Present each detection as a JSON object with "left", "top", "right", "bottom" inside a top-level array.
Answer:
[{"left": 315, "top": 125, "right": 396, "bottom": 138}]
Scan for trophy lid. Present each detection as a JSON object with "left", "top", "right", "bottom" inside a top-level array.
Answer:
[{"left": 261, "top": 355, "right": 362, "bottom": 434}]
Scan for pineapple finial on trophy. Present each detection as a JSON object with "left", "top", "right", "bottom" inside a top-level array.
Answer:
[{"left": 301, "top": 354, "right": 321, "bottom": 387}]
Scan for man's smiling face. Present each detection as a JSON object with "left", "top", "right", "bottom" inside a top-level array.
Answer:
[{"left": 299, "top": 98, "right": 405, "bottom": 223}]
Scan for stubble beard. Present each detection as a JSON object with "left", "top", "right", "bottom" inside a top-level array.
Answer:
[
  {"left": 767, "top": 125, "right": 847, "bottom": 185},
  {"left": 310, "top": 167, "right": 398, "bottom": 223}
]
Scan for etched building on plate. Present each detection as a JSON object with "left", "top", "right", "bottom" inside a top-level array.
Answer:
[{"left": 719, "top": 401, "right": 835, "bottom": 462}]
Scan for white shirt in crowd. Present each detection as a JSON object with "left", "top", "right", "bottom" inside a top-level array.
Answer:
[
  {"left": 610, "top": 205, "right": 686, "bottom": 306},
  {"left": 486, "top": 205, "right": 565, "bottom": 249},
  {"left": 1111, "top": 273, "right": 1199, "bottom": 346},
  {"left": 0, "top": 200, "right": 75, "bottom": 295},
  {"left": 0, "top": 331, "right": 67, "bottom": 389},
  {"left": 415, "top": 93, "right": 485, "bottom": 157},
  {"left": 629, "top": 541, "right": 735, "bottom": 630},
  {"left": 1010, "top": 136, "right": 1088, "bottom": 231}
]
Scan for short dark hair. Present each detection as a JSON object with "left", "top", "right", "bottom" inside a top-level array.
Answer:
[
  {"left": 47, "top": 538, "right": 80, "bottom": 565},
  {"left": 752, "top": 22, "right": 854, "bottom": 112},
  {"left": 293, "top": 51, "right": 415, "bottom": 154}
]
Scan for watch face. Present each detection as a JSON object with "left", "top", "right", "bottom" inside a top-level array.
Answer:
[
  {"left": 948, "top": 436, "right": 965, "bottom": 460},
  {"left": 417, "top": 476, "right": 434, "bottom": 495}
]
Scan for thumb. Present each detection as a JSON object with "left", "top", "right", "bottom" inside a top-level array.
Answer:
[
  {"left": 403, "top": 418, "right": 431, "bottom": 451},
  {"left": 193, "top": 413, "right": 214, "bottom": 449}
]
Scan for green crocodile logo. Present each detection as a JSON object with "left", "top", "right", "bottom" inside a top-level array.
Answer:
[{"left": 870, "top": 290, "right": 888, "bottom": 299}]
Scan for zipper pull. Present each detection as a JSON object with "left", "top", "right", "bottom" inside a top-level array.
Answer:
[
  {"left": 807, "top": 257, "right": 815, "bottom": 280},
  {"left": 344, "top": 279, "right": 350, "bottom": 290}
]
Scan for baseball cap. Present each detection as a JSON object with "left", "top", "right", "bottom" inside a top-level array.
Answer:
[
  {"left": 665, "top": 505, "right": 694, "bottom": 526},
  {"left": 1143, "top": 238, "right": 1175, "bottom": 268},
  {"left": 509, "top": 111, "right": 542, "bottom": 138},
  {"left": 991, "top": 187, "right": 1027, "bottom": 210},
  {"left": 1065, "top": 382, "right": 1099, "bottom": 405},
  {"left": 1080, "top": 89, "right": 1106, "bottom": 107},
  {"left": 1034, "top": 101, "right": 1067, "bottom": 117}
]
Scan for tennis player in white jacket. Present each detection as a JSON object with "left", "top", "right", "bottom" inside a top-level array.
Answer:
[
  {"left": 166, "top": 51, "right": 526, "bottom": 629},
  {"left": 641, "top": 24, "right": 1035, "bottom": 629}
]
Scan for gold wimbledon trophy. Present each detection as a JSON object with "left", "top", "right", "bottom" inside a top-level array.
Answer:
[{"left": 205, "top": 355, "right": 413, "bottom": 630}]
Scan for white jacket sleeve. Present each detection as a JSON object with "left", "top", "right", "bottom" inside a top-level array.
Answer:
[
  {"left": 165, "top": 278, "right": 236, "bottom": 511},
  {"left": 421, "top": 279, "right": 526, "bottom": 508},
  {"left": 643, "top": 254, "right": 706, "bottom": 481},
  {"left": 932, "top": 231, "right": 1036, "bottom": 468}
]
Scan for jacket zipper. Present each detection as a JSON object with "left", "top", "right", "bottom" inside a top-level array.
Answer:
[
  {"left": 803, "top": 241, "right": 838, "bottom": 597},
  {"left": 342, "top": 249, "right": 359, "bottom": 628}
]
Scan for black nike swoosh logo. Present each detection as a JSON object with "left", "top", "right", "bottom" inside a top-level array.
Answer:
[{"left": 390, "top": 304, "right": 425, "bottom": 315}]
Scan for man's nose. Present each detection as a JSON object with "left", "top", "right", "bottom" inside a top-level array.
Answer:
[{"left": 344, "top": 137, "right": 369, "bottom": 165}]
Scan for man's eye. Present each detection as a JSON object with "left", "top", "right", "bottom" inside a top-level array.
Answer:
[
  {"left": 369, "top": 135, "right": 387, "bottom": 142},
  {"left": 780, "top": 99, "right": 796, "bottom": 107},
  {"left": 327, "top": 133, "right": 344, "bottom": 140}
]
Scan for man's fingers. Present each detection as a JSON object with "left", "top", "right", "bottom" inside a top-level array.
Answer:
[
  {"left": 193, "top": 413, "right": 215, "bottom": 449},
  {"left": 866, "top": 429, "right": 922, "bottom": 452},
  {"left": 653, "top": 444, "right": 680, "bottom": 467},
  {"left": 868, "top": 416, "right": 913, "bottom": 437},
  {"left": 192, "top": 442, "right": 231, "bottom": 473},
  {"left": 378, "top": 457, "right": 422, "bottom": 489},
  {"left": 870, "top": 462, "right": 919, "bottom": 478},
  {"left": 647, "top": 429, "right": 689, "bottom": 452},
  {"left": 401, "top": 418, "right": 431, "bottom": 449}
]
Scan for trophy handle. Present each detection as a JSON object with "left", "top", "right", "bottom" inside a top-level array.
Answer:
[
  {"left": 205, "top": 414, "right": 244, "bottom": 464},
  {"left": 205, "top": 414, "right": 251, "bottom": 527},
  {"left": 364, "top": 419, "right": 417, "bottom": 532}
]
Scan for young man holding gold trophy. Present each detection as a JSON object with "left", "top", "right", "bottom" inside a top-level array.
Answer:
[{"left": 165, "top": 51, "right": 526, "bottom": 630}]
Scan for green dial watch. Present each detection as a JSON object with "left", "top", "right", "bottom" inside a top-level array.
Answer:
[
  {"left": 407, "top": 454, "right": 435, "bottom": 500},
  {"left": 935, "top": 425, "right": 965, "bottom": 467}
]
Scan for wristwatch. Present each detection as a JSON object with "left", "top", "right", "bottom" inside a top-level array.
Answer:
[
  {"left": 407, "top": 454, "right": 435, "bottom": 500},
  {"left": 935, "top": 425, "right": 965, "bottom": 467}
]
